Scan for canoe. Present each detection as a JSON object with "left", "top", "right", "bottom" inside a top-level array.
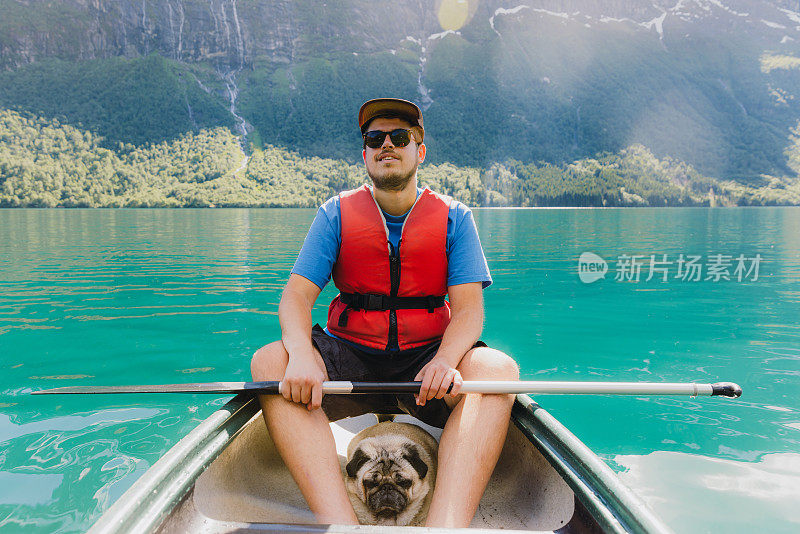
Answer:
[{"left": 87, "top": 394, "right": 672, "bottom": 534}]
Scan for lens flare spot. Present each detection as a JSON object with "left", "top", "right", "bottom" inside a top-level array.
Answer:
[{"left": 438, "top": 0, "right": 470, "bottom": 31}]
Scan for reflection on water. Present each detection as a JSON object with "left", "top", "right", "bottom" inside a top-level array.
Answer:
[
  {"left": 616, "top": 451, "right": 800, "bottom": 533},
  {"left": 0, "top": 407, "right": 168, "bottom": 531},
  {"left": 1, "top": 207, "right": 799, "bottom": 533},
  {"left": 0, "top": 472, "right": 63, "bottom": 506}
]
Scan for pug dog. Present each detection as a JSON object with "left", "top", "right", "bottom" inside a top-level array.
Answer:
[{"left": 344, "top": 421, "right": 438, "bottom": 526}]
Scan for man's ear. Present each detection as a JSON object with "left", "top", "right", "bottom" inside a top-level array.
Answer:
[{"left": 417, "top": 143, "right": 426, "bottom": 164}]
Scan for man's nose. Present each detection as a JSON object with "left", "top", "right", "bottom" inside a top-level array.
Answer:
[{"left": 381, "top": 133, "right": 395, "bottom": 149}]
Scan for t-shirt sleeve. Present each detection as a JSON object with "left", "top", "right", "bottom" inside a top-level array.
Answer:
[
  {"left": 291, "top": 197, "right": 341, "bottom": 290},
  {"left": 447, "top": 202, "right": 492, "bottom": 288}
]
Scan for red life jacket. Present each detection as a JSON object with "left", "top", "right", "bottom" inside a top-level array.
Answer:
[{"left": 327, "top": 184, "right": 451, "bottom": 351}]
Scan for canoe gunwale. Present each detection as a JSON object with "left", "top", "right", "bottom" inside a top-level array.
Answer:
[
  {"left": 87, "top": 394, "right": 260, "bottom": 534},
  {"left": 512, "top": 395, "right": 672, "bottom": 534}
]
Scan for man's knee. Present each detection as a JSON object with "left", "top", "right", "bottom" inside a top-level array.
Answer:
[
  {"left": 458, "top": 347, "right": 520, "bottom": 381},
  {"left": 250, "top": 341, "right": 289, "bottom": 381}
]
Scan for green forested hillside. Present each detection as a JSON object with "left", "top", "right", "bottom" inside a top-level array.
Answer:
[
  {"left": 0, "top": 109, "right": 241, "bottom": 207},
  {"left": 237, "top": 51, "right": 421, "bottom": 161},
  {"left": 1, "top": 0, "right": 800, "bottom": 197},
  {"left": 3, "top": 108, "right": 798, "bottom": 208},
  {"left": 2, "top": 25, "right": 799, "bottom": 184},
  {"left": 0, "top": 54, "right": 234, "bottom": 147},
  {"left": 235, "top": 17, "right": 800, "bottom": 182},
  {"left": 2, "top": 1, "right": 800, "bottom": 206}
]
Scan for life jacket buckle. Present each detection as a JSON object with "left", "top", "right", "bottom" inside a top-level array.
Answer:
[{"left": 366, "top": 294, "right": 387, "bottom": 310}]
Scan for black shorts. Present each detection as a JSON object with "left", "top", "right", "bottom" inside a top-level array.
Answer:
[{"left": 311, "top": 324, "right": 487, "bottom": 428}]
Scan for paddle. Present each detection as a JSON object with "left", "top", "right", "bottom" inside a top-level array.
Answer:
[{"left": 31, "top": 380, "right": 742, "bottom": 397}]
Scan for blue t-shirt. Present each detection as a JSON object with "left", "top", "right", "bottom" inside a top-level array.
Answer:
[
  {"left": 292, "top": 188, "right": 492, "bottom": 291},
  {"left": 291, "top": 187, "right": 491, "bottom": 352}
]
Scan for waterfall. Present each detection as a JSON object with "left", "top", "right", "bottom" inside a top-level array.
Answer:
[
  {"left": 177, "top": 1, "right": 185, "bottom": 61},
  {"left": 220, "top": 0, "right": 249, "bottom": 176},
  {"left": 220, "top": 0, "right": 247, "bottom": 137},
  {"left": 141, "top": 0, "right": 149, "bottom": 55},
  {"left": 166, "top": 1, "right": 186, "bottom": 60},
  {"left": 192, "top": 74, "right": 211, "bottom": 94},
  {"left": 414, "top": 31, "right": 457, "bottom": 111},
  {"left": 120, "top": 9, "right": 128, "bottom": 54},
  {"left": 185, "top": 93, "right": 198, "bottom": 130},
  {"left": 223, "top": 72, "right": 248, "bottom": 138},
  {"left": 209, "top": 1, "right": 220, "bottom": 40},
  {"left": 219, "top": 1, "right": 232, "bottom": 55},
  {"left": 167, "top": 2, "right": 175, "bottom": 58},
  {"left": 205, "top": 0, "right": 247, "bottom": 66},
  {"left": 417, "top": 45, "right": 433, "bottom": 110},
  {"left": 220, "top": 69, "right": 250, "bottom": 177},
  {"left": 202, "top": 0, "right": 250, "bottom": 175},
  {"left": 231, "top": 0, "right": 245, "bottom": 69},
  {"left": 412, "top": 30, "right": 466, "bottom": 111}
]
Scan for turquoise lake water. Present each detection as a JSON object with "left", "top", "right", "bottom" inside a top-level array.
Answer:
[{"left": 1, "top": 207, "right": 799, "bottom": 533}]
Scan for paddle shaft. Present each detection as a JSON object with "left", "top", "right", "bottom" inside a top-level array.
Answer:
[{"left": 31, "top": 380, "right": 742, "bottom": 397}]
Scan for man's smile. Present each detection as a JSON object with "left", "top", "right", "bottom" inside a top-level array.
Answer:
[{"left": 378, "top": 153, "right": 400, "bottom": 162}]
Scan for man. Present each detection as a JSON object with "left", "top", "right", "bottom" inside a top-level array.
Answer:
[{"left": 250, "top": 98, "right": 518, "bottom": 527}]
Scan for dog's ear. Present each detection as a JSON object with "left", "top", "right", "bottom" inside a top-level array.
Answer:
[
  {"left": 402, "top": 445, "right": 428, "bottom": 480},
  {"left": 346, "top": 447, "right": 370, "bottom": 478}
]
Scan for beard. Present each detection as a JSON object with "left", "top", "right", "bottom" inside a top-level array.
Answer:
[{"left": 367, "top": 159, "right": 418, "bottom": 192}]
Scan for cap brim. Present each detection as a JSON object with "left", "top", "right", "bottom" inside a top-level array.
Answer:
[{"left": 359, "top": 98, "right": 423, "bottom": 133}]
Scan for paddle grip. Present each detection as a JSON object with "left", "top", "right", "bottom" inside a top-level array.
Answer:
[
  {"left": 348, "top": 382, "right": 453, "bottom": 394},
  {"left": 711, "top": 382, "right": 742, "bottom": 398}
]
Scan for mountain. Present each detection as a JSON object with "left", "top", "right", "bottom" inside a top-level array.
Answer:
[{"left": 2, "top": 0, "right": 800, "bottom": 205}]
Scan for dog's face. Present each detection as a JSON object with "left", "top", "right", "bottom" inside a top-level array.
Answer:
[{"left": 345, "top": 436, "right": 431, "bottom": 522}]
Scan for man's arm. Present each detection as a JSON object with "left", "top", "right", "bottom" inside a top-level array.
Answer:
[
  {"left": 278, "top": 273, "right": 326, "bottom": 410},
  {"left": 414, "top": 281, "right": 484, "bottom": 405},
  {"left": 279, "top": 196, "right": 340, "bottom": 409}
]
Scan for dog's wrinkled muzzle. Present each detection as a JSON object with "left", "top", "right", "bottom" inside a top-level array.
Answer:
[{"left": 368, "top": 484, "right": 408, "bottom": 516}]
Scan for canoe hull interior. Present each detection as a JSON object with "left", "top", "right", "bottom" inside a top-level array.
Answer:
[
  {"left": 160, "top": 411, "right": 574, "bottom": 532},
  {"left": 90, "top": 395, "right": 670, "bottom": 534}
]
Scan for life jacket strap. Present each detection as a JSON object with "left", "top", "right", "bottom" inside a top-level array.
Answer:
[
  {"left": 340, "top": 292, "right": 445, "bottom": 311},
  {"left": 337, "top": 293, "right": 445, "bottom": 328}
]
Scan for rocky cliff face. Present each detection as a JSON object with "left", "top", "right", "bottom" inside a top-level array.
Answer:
[
  {"left": 3, "top": 0, "right": 290, "bottom": 69},
  {"left": 0, "top": 0, "right": 444, "bottom": 70},
  {"left": 3, "top": 1, "right": 799, "bottom": 72}
]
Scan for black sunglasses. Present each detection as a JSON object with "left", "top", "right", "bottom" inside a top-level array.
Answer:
[{"left": 363, "top": 129, "right": 414, "bottom": 149}]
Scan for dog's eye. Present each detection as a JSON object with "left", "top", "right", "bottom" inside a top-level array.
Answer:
[
  {"left": 364, "top": 478, "right": 379, "bottom": 489},
  {"left": 395, "top": 475, "right": 412, "bottom": 489}
]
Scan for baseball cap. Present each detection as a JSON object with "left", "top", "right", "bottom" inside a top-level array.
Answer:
[{"left": 358, "top": 98, "right": 425, "bottom": 142}]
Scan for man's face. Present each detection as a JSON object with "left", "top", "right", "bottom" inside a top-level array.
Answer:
[{"left": 362, "top": 117, "right": 426, "bottom": 192}]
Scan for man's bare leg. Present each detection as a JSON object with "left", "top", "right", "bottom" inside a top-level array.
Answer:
[
  {"left": 251, "top": 341, "right": 358, "bottom": 524},
  {"left": 425, "top": 347, "right": 519, "bottom": 527}
]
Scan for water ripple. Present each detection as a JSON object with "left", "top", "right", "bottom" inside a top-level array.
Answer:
[{"left": 1, "top": 207, "right": 798, "bottom": 533}]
